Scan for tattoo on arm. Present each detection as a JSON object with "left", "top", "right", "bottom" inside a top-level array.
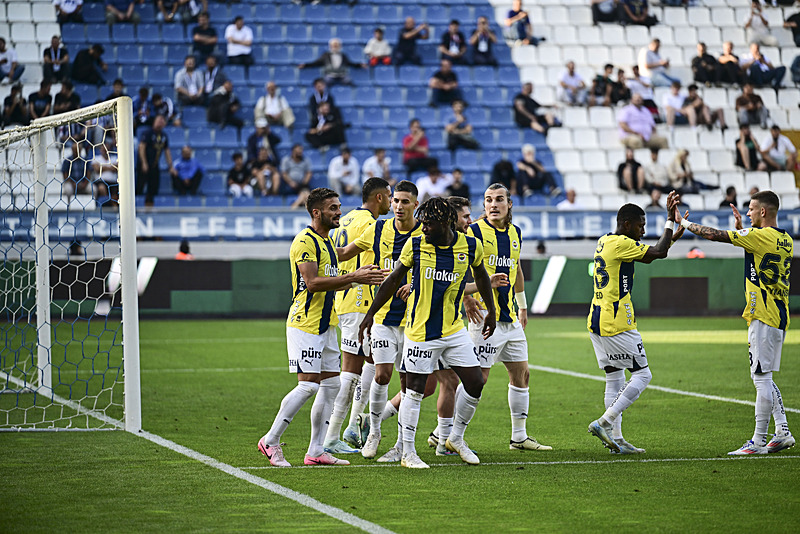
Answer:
[{"left": 687, "top": 222, "right": 731, "bottom": 243}]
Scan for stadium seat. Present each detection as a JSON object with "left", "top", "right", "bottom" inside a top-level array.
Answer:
[
  {"left": 427, "top": 5, "right": 449, "bottom": 25},
  {"left": 137, "top": 24, "right": 161, "bottom": 44},
  {"left": 286, "top": 24, "right": 310, "bottom": 43},
  {"left": 381, "top": 86, "right": 403, "bottom": 106},
  {"left": 354, "top": 87, "right": 380, "bottom": 107},
  {"left": 455, "top": 152, "right": 480, "bottom": 172},
  {"left": 292, "top": 45, "right": 316, "bottom": 64},
  {"left": 362, "top": 107, "right": 385, "bottom": 125},
  {"left": 141, "top": 44, "right": 167, "bottom": 64},
  {"left": 373, "top": 67, "right": 397, "bottom": 86},
  {"left": 337, "top": 26, "right": 361, "bottom": 45},
  {"left": 111, "top": 25, "right": 137, "bottom": 45},
  {"left": 147, "top": 65, "right": 172, "bottom": 86},
  {"left": 121, "top": 65, "right": 146, "bottom": 86},
  {"left": 116, "top": 45, "right": 141, "bottom": 65},
  {"left": 309, "top": 25, "right": 334, "bottom": 45},
  {"left": 262, "top": 24, "right": 285, "bottom": 44},
  {"left": 190, "top": 128, "right": 214, "bottom": 149},
  {"left": 376, "top": 5, "right": 402, "bottom": 24},
  {"left": 273, "top": 66, "right": 298, "bottom": 85}
]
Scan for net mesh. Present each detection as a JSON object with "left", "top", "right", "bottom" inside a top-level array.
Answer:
[{"left": 1, "top": 103, "right": 127, "bottom": 430}]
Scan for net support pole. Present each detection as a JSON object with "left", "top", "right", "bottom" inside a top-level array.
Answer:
[
  {"left": 116, "top": 97, "right": 142, "bottom": 433},
  {"left": 32, "top": 130, "right": 52, "bottom": 393}
]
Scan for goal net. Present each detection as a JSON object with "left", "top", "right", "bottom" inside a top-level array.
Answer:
[{"left": 0, "top": 97, "right": 140, "bottom": 431}]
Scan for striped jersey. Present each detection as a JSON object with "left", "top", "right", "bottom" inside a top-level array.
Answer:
[
  {"left": 332, "top": 207, "right": 377, "bottom": 315},
  {"left": 354, "top": 217, "right": 423, "bottom": 327},
  {"left": 727, "top": 226, "right": 792, "bottom": 330},
  {"left": 467, "top": 219, "right": 523, "bottom": 323},
  {"left": 399, "top": 232, "right": 484, "bottom": 342},
  {"left": 287, "top": 226, "right": 339, "bottom": 335},
  {"left": 587, "top": 233, "right": 649, "bottom": 337}
]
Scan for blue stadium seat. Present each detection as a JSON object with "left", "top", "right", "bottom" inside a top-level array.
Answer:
[
  {"left": 522, "top": 129, "right": 546, "bottom": 146},
  {"left": 309, "top": 26, "right": 334, "bottom": 45},
  {"left": 273, "top": 66, "right": 298, "bottom": 85},
  {"left": 177, "top": 196, "right": 205, "bottom": 208},
  {"left": 455, "top": 151, "right": 480, "bottom": 172},
  {"left": 352, "top": 5, "right": 375, "bottom": 22},
  {"left": 376, "top": 5, "right": 402, "bottom": 24},
  {"left": 280, "top": 85, "right": 305, "bottom": 107},
  {"left": 298, "top": 68, "right": 319, "bottom": 85},
  {"left": 226, "top": 65, "right": 247, "bottom": 85},
  {"left": 303, "top": 3, "right": 326, "bottom": 22},
  {"left": 347, "top": 129, "right": 369, "bottom": 149},
  {"left": 164, "top": 126, "right": 186, "bottom": 144},
  {"left": 162, "top": 24, "right": 187, "bottom": 44},
  {"left": 482, "top": 151, "right": 504, "bottom": 169},
  {"left": 85, "top": 24, "right": 110, "bottom": 44},
  {"left": 337, "top": 25, "right": 361, "bottom": 45},
  {"left": 292, "top": 45, "right": 317, "bottom": 64},
  {"left": 472, "top": 66, "right": 497, "bottom": 87},
  {"left": 205, "top": 196, "right": 230, "bottom": 207},
  {"left": 418, "top": 44, "right": 440, "bottom": 65},
  {"left": 373, "top": 66, "right": 397, "bottom": 86},
  {"left": 326, "top": 4, "right": 350, "bottom": 23},
  {"left": 474, "top": 5, "right": 496, "bottom": 20},
  {"left": 215, "top": 129, "right": 240, "bottom": 149},
  {"left": 82, "top": 2, "right": 105, "bottom": 23},
  {"left": 182, "top": 107, "right": 207, "bottom": 127},
  {"left": 61, "top": 23, "right": 86, "bottom": 44},
  {"left": 74, "top": 84, "right": 99, "bottom": 105},
  {"left": 493, "top": 110, "right": 515, "bottom": 127},
  {"left": 481, "top": 86, "right": 507, "bottom": 106},
  {"left": 388, "top": 107, "right": 410, "bottom": 125},
  {"left": 354, "top": 87, "right": 379, "bottom": 107},
  {"left": 280, "top": 3, "right": 303, "bottom": 22},
  {"left": 381, "top": 86, "right": 403, "bottom": 106},
  {"left": 427, "top": 6, "right": 449, "bottom": 25},
  {"left": 449, "top": 6, "right": 474, "bottom": 24},
  {"left": 266, "top": 46, "right": 290, "bottom": 65},
  {"left": 412, "top": 106, "right": 437, "bottom": 126},
  {"left": 250, "top": 3, "right": 278, "bottom": 23},
  {"left": 473, "top": 128, "right": 495, "bottom": 148},
  {"left": 330, "top": 86, "right": 353, "bottom": 107},
  {"left": 111, "top": 25, "right": 136, "bottom": 44},
  {"left": 362, "top": 107, "right": 385, "bottom": 125},
  {"left": 463, "top": 173, "right": 486, "bottom": 191},
  {"left": 403, "top": 5, "right": 424, "bottom": 21},
  {"left": 115, "top": 44, "right": 141, "bottom": 65},
  {"left": 262, "top": 24, "right": 284, "bottom": 44},
  {"left": 141, "top": 44, "right": 166, "bottom": 63},
  {"left": 397, "top": 65, "right": 423, "bottom": 86},
  {"left": 286, "top": 24, "right": 309, "bottom": 43},
  {"left": 232, "top": 196, "right": 258, "bottom": 207},
  {"left": 498, "top": 128, "right": 523, "bottom": 150},
  {"left": 498, "top": 67, "right": 520, "bottom": 87},
  {"left": 195, "top": 149, "right": 220, "bottom": 170},
  {"left": 206, "top": 3, "right": 229, "bottom": 21},
  {"left": 260, "top": 196, "right": 284, "bottom": 207},
  {"left": 470, "top": 107, "right": 490, "bottom": 128},
  {"left": 121, "top": 65, "right": 146, "bottom": 86},
  {"left": 405, "top": 86, "right": 429, "bottom": 106},
  {"left": 147, "top": 65, "right": 172, "bottom": 85},
  {"left": 461, "top": 87, "right": 479, "bottom": 103},
  {"left": 370, "top": 128, "right": 394, "bottom": 148},
  {"left": 136, "top": 24, "right": 161, "bottom": 44},
  {"left": 189, "top": 127, "right": 214, "bottom": 148},
  {"left": 428, "top": 133, "right": 446, "bottom": 151},
  {"left": 153, "top": 195, "right": 177, "bottom": 207}
]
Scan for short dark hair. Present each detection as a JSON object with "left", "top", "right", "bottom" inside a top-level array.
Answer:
[
  {"left": 687, "top": 83, "right": 698, "bottom": 91},
  {"left": 91, "top": 44, "right": 104, "bottom": 54},
  {"left": 670, "top": 80, "right": 681, "bottom": 89},
  {"left": 313, "top": 77, "right": 324, "bottom": 86},
  {"left": 374, "top": 27, "right": 383, "bottom": 34},
  {"left": 726, "top": 186, "right": 736, "bottom": 196},
  {"left": 234, "top": 16, "right": 243, "bottom": 22},
  {"left": 617, "top": 203, "right": 645, "bottom": 225},
  {"left": 604, "top": 63, "right": 614, "bottom": 71},
  {"left": 394, "top": 180, "right": 418, "bottom": 198},
  {"left": 452, "top": 167, "right": 463, "bottom": 174},
  {"left": 152, "top": 92, "right": 163, "bottom": 101},
  {"left": 450, "top": 19, "right": 459, "bottom": 25},
  {"left": 232, "top": 152, "right": 243, "bottom": 160},
  {"left": 306, "top": 188, "right": 339, "bottom": 216},
  {"left": 409, "top": 118, "right": 420, "bottom": 127},
  {"left": 113, "top": 78, "right": 123, "bottom": 86},
  {"left": 362, "top": 177, "right": 390, "bottom": 203},
  {"left": 751, "top": 190, "right": 780, "bottom": 212},
  {"left": 447, "top": 196, "right": 471, "bottom": 212}
]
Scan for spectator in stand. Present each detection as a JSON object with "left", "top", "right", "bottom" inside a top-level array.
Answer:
[
  {"left": 416, "top": 166, "right": 453, "bottom": 203},
  {"left": 246, "top": 119, "right": 280, "bottom": 165},
  {"left": 745, "top": 1, "right": 778, "bottom": 47},
  {"left": 249, "top": 147, "right": 280, "bottom": 197},
  {"left": 137, "top": 115, "right": 174, "bottom": 205},
  {"left": 92, "top": 141, "right": 118, "bottom": 202},
  {"left": 192, "top": 11, "right": 218, "bottom": 63},
  {"left": 618, "top": 0, "right": 658, "bottom": 27},
  {"left": 513, "top": 82, "right": 558, "bottom": 134},
  {"left": 504, "top": 0, "right": 544, "bottom": 46},
  {"left": 175, "top": 241, "right": 194, "bottom": 260},
  {"left": 299, "top": 38, "right": 366, "bottom": 87},
  {"left": 254, "top": 82, "right": 295, "bottom": 132},
  {"left": 666, "top": 150, "right": 712, "bottom": 194},
  {"left": 53, "top": 81, "right": 81, "bottom": 115},
  {"left": 71, "top": 44, "right": 107, "bottom": 86},
  {"left": 685, "top": 83, "right": 726, "bottom": 131},
  {"left": 760, "top": 125, "right": 797, "bottom": 172},
  {"left": 105, "top": 0, "right": 140, "bottom": 25},
  {"left": 428, "top": 59, "right": 463, "bottom": 106},
  {"left": 735, "top": 124, "right": 767, "bottom": 171},
  {"left": 558, "top": 61, "right": 588, "bottom": 106},
  {"left": 402, "top": 118, "right": 438, "bottom": 178},
  {"left": 201, "top": 55, "right": 227, "bottom": 103},
  {"left": 445, "top": 100, "right": 480, "bottom": 152},
  {"left": 643, "top": 148, "right": 670, "bottom": 192},
  {"left": 735, "top": 83, "right": 770, "bottom": 128},
  {"left": 617, "top": 148, "right": 647, "bottom": 193},
  {"left": 691, "top": 42, "right": 719, "bottom": 87},
  {"left": 3, "top": 84, "right": 29, "bottom": 127},
  {"left": 640, "top": 39, "right": 679, "bottom": 87},
  {"left": 556, "top": 189, "right": 583, "bottom": 211},
  {"left": 784, "top": 9, "right": 800, "bottom": 47},
  {"left": 662, "top": 81, "right": 696, "bottom": 132},
  {"left": 227, "top": 152, "right": 253, "bottom": 198},
  {"left": 445, "top": 168, "right": 470, "bottom": 199},
  {"left": 43, "top": 36, "right": 70, "bottom": 83},
  {"left": 172, "top": 145, "right": 204, "bottom": 195},
  {"left": 364, "top": 28, "right": 392, "bottom": 67},
  {"left": 152, "top": 92, "right": 179, "bottom": 126},
  {"left": 157, "top": 0, "right": 204, "bottom": 24},
  {"left": 207, "top": 80, "right": 244, "bottom": 130},
  {"left": 362, "top": 148, "right": 394, "bottom": 185},
  {"left": 589, "top": 64, "right": 615, "bottom": 107},
  {"left": 618, "top": 92, "right": 668, "bottom": 149},
  {"left": 61, "top": 142, "right": 90, "bottom": 197},
  {"left": 28, "top": 81, "right": 52, "bottom": 122},
  {"left": 491, "top": 159, "right": 516, "bottom": 192},
  {"left": 327, "top": 148, "right": 361, "bottom": 196},
  {"left": 393, "top": 17, "right": 429, "bottom": 66},
  {"left": 54, "top": 0, "right": 84, "bottom": 24},
  {"left": 610, "top": 68, "right": 631, "bottom": 105},
  {"left": 305, "top": 101, "right": 346, "bottom": 149},
  {"left": 718, "top": 41, "right": 745, "bottom": 86},
  {"left": 792, "top": 56, "right": 800, "bottom": 85},
  {"left": 470, "top": 16, "right": 498, "bottom": 66},
  {"left": 132, "top": 86, "right": 153, "bottom": 133},
  {"left": 719, "top": 186, "right": 738, "bottom": 209},
  {"left": 308, "top": 78, "right": 335, "bottom": 121},
  {"left": 0, "top": 38, "right": 24, "bottom": 84},
  {"left": 439, "top": 19, "right": 468, "bottom": 65},
  {"left": 739, "top": 42, "right": 785, "bottom": 92},
  {"left": 279, "top": 144, "right": 313, "bottom": 195},
  {"left": 517, "top": 144, "right": 560, "bottom": 197},
  {"left": 104, "top": 78, "right": 127, "bottom": 101},
  {"left": 646, "top": 188, "right": 664, "bottom": 210},
  {"left": 174, "top": 55, "right": 204, "bottom": 107},
  {"left": 626, "top": 65, "right": 659, "bottom": 120},
  {"left": 591, "top": 0, "right": 618, "bottom": 25},
  {"left": 225, "top": 16, "right": 254, "bottom": 67}
]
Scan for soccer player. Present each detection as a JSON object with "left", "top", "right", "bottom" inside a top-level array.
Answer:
[
  {"left": 360, "top": 198, "right": 496, "bottom": 468},
  {"left": 464, "top": 184, "right": 552, "bottom": 452},
  {"left": 678, "top": 191, "right": 794, "bottom": 455},
  {"left": 587, "top": 193, "right": 682, "bottom": 454},
  {"left": 257, "top": 188, "right": 388, "bottom": 467},
  {"left": 323, "top": 178, "right": 392, "bottom": 454}
]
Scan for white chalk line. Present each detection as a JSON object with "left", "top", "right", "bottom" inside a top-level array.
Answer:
[
  {"left": 139, "top": 337, "right": 285, "bottom": 345},
  {"left": 240, "top": 454, "right": 800, "bottom": 470}
]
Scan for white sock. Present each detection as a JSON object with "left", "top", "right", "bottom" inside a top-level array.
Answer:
[
  {"left": 752, "top": 373, "right": 773, "bottom": 446},
  {"left": 381, "top": 400, "right": 398, "bottom": 422},
  {"left": 264, "top": 381, "right": 319, "bottom": 446},
  {"left": 324, "top": 371, "right": 359, "bottom": 443},
  {"left": 349, "top": 363, "right": 375, "bottom": 427},
  {"left": 399, "top": 390, "right": 423, "bottom": 456},
  {"left": 604, "top": 370, "right": 625, "bottom": 439},
  {"left": 308, "top": 377, "right": 339, "bottom": 457},
  {"left": 451, "top": 390, "right": 480, "bottom": 441},
  {"left": 602, "top": 368, "right": 651, "bottom": 424},
  {"left": 508, "top": 384, "right": 529, "bottom": 442},
  {"left": 437, "top": 416, "right": 453, "bottom": 447},
  {"left": 771, "top": 380, "right": 790, "bottom": 436},
  {"left": 369, "top": 380, "right": 389, "bottom": 438},
  {"left": 455, "top": 382, "right": 464, "bottom": 407},
  {"left": 393, "top": 392, "right": 405, "bottom": 448}
]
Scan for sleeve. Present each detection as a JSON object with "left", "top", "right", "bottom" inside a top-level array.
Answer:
[
  {"left": 353, "top": 221, "right": 376, "bottom": 251},
  {"left": 292, "top": 234, "right": 318, "bottom": 265},
  {"left": 759, "top": 136, "right": 772, "bottom": 152},
  {"left": 784, "top": 137, "right": 797, "bottom": 154},
  {"left": 398, "top": 237, "right": 414, "bottom": 267},
  {"left": 616, "top": 237, "right": 649, "bottom": 261},
  {"left": 224, "top": 26, "right": 233, "bottom": 39},
  {"left": 727, "top": 227, "right": 762, "bottom": 252},
  {"left": 471, "top": 238, "right": 485, "bottom": 267}
]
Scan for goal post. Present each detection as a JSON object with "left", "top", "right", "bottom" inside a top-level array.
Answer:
[{"left": 0, "top": 97, "right": 140, "bottom": 432}]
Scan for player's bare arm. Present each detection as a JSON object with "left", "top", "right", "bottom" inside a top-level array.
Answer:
[
  {"left": 336, "top": 241, "right": 366, "bottom": 262},
  {"left": 298, "top": 262, "right": 388, "bottom": 293},
  {"left": 464, "top": 273, "right": 509, "bottom": 295},
  {"left": 472, "top": 262, "right": 496, "bottom": 340},
  {"left": 358, "top": 262, "right": 411, "bottom": 344},
  {"left": 680, "top": 218, "right": 732, "bottom": 243},
  {"left": 640, "top": 191, "right": 678, "bottom": 263}
]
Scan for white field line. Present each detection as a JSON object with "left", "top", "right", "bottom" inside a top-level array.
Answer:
[
  {"left": 139, "top": 337, "right": 285, "bottom": 345},
  {"left": 241, "top": 455, "right": 800, "bottom": 470},
  {"left": 530, "top": 365, "right": 800, "bottom": 414}
]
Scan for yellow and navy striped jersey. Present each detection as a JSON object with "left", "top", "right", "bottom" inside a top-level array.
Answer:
[
  {"left": 332, "top": 207, "right": 377, "bottom": 315},
  {"left": 587, "top": 233, "right": 650, "bottom": 337},
  {"left": 287, "top": 226, "right": 339, "bottom": 335},
  {"left": 727, "top": 226, "right": 792, "bottom": 330},
  {"left": 399, "top": 232, "right": 484, "bottom": 342},
  {"left": 467, "top": 219, "right": 523, "bottom": 323},
  {"left": 354, "top": 217, "right": 423, "bottom": 327}
]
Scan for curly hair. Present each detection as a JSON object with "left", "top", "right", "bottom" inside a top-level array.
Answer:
[{"left": 416, "top": 197, "right": 457, "bottom": 232}]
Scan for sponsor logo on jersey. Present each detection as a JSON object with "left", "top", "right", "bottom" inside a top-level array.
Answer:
[
  {"left": 424, "top": 267, "right": 460, "bottom": 282},
  {"left": 777, "top": 237, "right": 792, "bottom": 254},
  {"left": 372, "top": 339, "right": 389, "bottom": 349},
  {"left": 487, "top": 255, "right": 516, "bottom": 268},
  {"left": 300, "top": 251, "right": 311, "bottom": 262},
  {"left": 324, "top": 264, "right": 339, "bottom": 277},
  {"left": 383, "top": 258, "right": 397, "bottom": 270},
  {"left": 607, "top": 353, "right": 632, "bottom": 361},
  {"left": 475, "top": 344, "right": 497, "bottom": 359},
  {"left": 301, "top": 347, "right": 322, "bottom": 364},
  {"left": 407, "top": 346, "right": 434, "bottom": 359},
  {"left": 342, "top": 337, "right": 357, "bottom": 348}
]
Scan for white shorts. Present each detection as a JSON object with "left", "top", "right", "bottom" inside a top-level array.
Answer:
[
  {"left": 286, "top": 326, "right": 340, "bottom": 374},
  {"left": 590, "top": 329, "right": 648, "bottom": 371},
  {"left": 370, "top": 323, "right": 405, "bottom": 371},
  {"left": 338, "top": 312, "right": 368, "bottom": 357},
  {"left": 468, "top": 312, "right": 528, "bottom": 369},
  {"left": 748, "top": 320, "right": 785, "bottom": 375},
  {"left": 401, "top": 328, "right": 479, "bottom": 375}
]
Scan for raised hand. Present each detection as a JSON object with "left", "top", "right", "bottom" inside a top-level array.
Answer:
[
  {"left": 672, "top": 210, "right": 689, "bottom": 241},
  {"left": 730, "top": 204, "right": 743, "bottom": 230}
]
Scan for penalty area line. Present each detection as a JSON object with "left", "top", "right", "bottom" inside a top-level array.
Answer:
[
  {"left": 530, "top": 365, "right": 800, "bottom": 414},
  {"left": 136, "top": 430, "right": 396, "bottom": 534}
]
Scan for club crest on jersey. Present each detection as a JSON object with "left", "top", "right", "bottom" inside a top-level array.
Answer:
[
  {"left": 511, "top": 240, "right": 519, "bottom": 250},
  {"left": 736, "top": 229, "right": 750, "bottom": 237},
  {"left": 457, "top": 253, "right": 467, "bottom": 262}
]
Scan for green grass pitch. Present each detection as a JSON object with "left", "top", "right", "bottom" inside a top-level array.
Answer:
[{"left": 2, "top": 317, "right": 799, "bottom": 532}]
